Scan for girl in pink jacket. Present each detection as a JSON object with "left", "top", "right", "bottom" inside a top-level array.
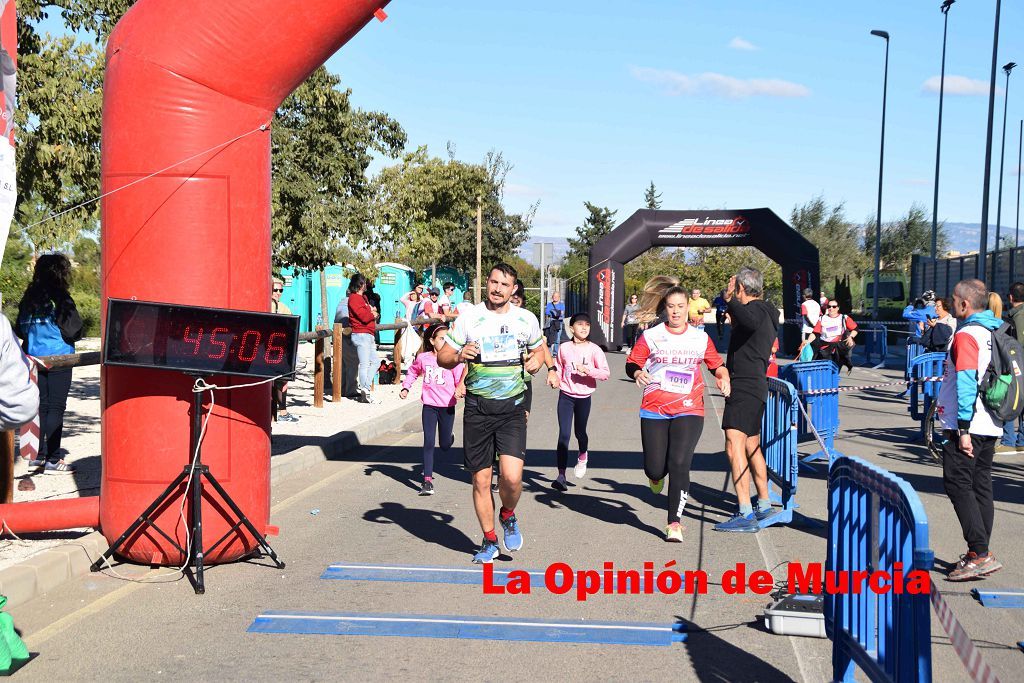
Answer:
[
  {"left": 400, "top": 323, "right": 466, "bottom": 495},
  {"left": 547, "top": 313, "right": 610, "bottom": 491}
]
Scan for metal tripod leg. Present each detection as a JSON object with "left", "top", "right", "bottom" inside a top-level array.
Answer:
[
  {"left": 202, "top": 469, "right": 285, "bottom": 569},
  {"left": 89, "top": 468, "right": 190, "bottom": 572}
]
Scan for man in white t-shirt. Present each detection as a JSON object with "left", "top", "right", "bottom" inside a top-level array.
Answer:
[
  {"left": 800, "top": 288, "right": 821, "bottom": 340},
  {"left": 438, "top": 264, "right": 546, "bottom": 564},
  {"left": 454, "top": 291, "right": 475, "bottom": 317},
  {"left": 437, "top": 282, "right": 455, "bottom": 314}
]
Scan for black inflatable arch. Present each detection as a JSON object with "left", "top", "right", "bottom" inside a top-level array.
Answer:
[{"left": 586, "top": 208, "right": 819, "bottom": 351}]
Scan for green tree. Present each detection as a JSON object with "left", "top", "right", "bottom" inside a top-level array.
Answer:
[
  {"left": 878, "top": 204, "right": 948, "bottom": 272},
  {"left": 566, "top": 202, "right": 617, "bottom": 263},
  {"left": 271, "top": 66, "right": 405, "bottom": 323},
  {"left": 373, "top": 147, "right": 533, "bottom": 278},
  {"left": 644, "top": 181, "right": 662, "bottom": 210},
  {"left": 687, "top": 247, "right": 782, "bottom": 305},
  {"left": 790, "top": 196, "right": 867, "bottom": 288}
]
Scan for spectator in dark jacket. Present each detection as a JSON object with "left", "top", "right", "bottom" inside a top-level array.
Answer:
[
  {"left": 347, "top": 274, "right": 379, "bottom": 403},
  {"left": 16, "top": 253, "right": 82, "bottom": 473}
]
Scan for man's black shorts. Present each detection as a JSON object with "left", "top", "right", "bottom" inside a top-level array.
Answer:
[
  {"left": 463, "top": 393, "right": 527, "bottom": 473},
  {"left": 722, "top": 390, "right": 766, "bottom": 437}
]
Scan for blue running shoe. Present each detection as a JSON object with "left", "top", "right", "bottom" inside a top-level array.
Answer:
[
  {"left": 472, "top": 537, "right": 501, "bottom": 564},
  {"left": 754, "top": 507, "right": 774, "bottom": 522},
  {"left": 501, "top": 514, "right": 524, "bottom": 552},
  {"left": 714, "top": 513, "right": 760, "bottom": 533}
]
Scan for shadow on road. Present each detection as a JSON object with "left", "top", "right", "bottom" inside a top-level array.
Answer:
[
  {"left": 682, "top": 617, "right": 794, "bottom": 682},
  {"left": 363, "top": 501, "right": 477, "bottom": 554}
]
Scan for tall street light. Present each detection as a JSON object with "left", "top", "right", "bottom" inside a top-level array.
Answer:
[
  {"left": 871, "top": 29, "right": 889, "bottom": 320},
  {"left": 995, "top": 62, "right": 1017, "bottom": 254},
  {"left": 1017, "top": 119, "right": 1022, "bottom": 247},
  {"left": 978, "top": 0, "right": 1002, "bottom": 281},
  {"left": 931, "top": 0, "right": 955, "bottom": 286}
]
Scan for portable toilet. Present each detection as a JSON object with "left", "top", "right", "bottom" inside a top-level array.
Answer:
[
  {"left": 278, "top": 267, "right": 313, "bottom": 331},
  {"left": 309, "top": 264, "right": 351, "bottom": 331},
  {"left": 376, "top": 262, "right": 416, "bottom": 344},
  {"left": 421, "top": 266, "right": 470, "bottom": 307}
]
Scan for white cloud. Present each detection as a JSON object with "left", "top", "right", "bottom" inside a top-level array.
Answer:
[
  {"left": 728, "top": 37, "right": 758, "bottom": 51},
  {"left": 631, "top": 67, "right": 810, "bottom": 99},
  {"left": 921, "top": 75, "right": 1002, "bottom": 96},
  {"left": 505, "top": 183, "right": 545, "bottom": 198}
]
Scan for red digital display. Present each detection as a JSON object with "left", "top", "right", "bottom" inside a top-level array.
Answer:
[{"left": 104, "top": 299, "right": 300, "bottom": 378}]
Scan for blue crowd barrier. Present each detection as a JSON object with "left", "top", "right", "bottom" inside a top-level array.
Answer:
[
  {"left": 780, "top": 360, "right": 842, "bottom": 464},
  {"left": 904, "top": 341, "right": 927, "bottom": 381},
  {"left": 908, "top": 353, "right": 946, "bottom": 436},
  {"left": 827, "top": 456, "right": 933, "bottom": 683},
  {"left": 857, "top": 323, "right": 889, "bottom": 368},
  {"left": 759, "top": 377, "right": 800, "bottom": 528}
]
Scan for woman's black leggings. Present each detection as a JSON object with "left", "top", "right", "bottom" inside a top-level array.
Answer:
[
  {"left": 556, "top": 393, "right": 592, "bottom": 471},
  {"left": 641, "top": 416, "right": 704, "bottom": 524},
  {"left": 38, "top": 368, "right": 73, "bottom": 462},
  {"left": 422, "top": 405, "right": 456, "bottom": 478},
  {"left": 623, "top": 324, "right": 639, "bottom": 348}
]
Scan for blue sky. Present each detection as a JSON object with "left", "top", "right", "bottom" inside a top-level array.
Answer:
[{"left": 328, "top": 0, "right": 1024, "bottom": 238}]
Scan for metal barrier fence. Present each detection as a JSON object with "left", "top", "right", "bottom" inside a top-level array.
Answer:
[
  {"left": 857, "top": 323, "right": 889, "bottom": 368},
  {"left": 908, "top": 353, "right": 946, "bottom": 436},
  {"left": 827, "top": 455, "right": 933, "bottom": 683},
  {"left": 780, "top": 360, "right": 841, "bottom": 464},
  {"left": 759, "top": 377, "right": 800, "bottom": 528},
  {"left": 904, "top": 341, "right": 927, "bottom": 383}
]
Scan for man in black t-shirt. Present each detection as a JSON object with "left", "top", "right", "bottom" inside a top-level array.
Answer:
[{"left": 715, "top": 267, "right": 778, "bottom": 533}]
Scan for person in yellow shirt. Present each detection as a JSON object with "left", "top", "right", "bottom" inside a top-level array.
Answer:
[{"left": 688, "top": 288, "right": 711, "bottom": 330}]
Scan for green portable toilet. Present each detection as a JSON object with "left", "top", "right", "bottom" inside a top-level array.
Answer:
[
  {"left": 278, "top": 267, "right": 313, "bottom": 332},
  {"left": 376, "top": 262, "right": 416, "bottom": 344},
  {"left": 310, "top": 265, "right": 351, "bottom": 331}
]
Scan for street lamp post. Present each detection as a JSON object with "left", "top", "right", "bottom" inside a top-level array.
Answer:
[
  {"left": 978, "top": 0, "right": 1002, "bottom": 281},
  {"left": 995, "top": 62, "right": 1017, "bottom": 256},
  {"left": 871, "top": 29, "right": 889, "bottom": 320},
  {"left": 1017, "top": 118, "right": 1022, "bottom": 247},
  {"left": 931, "top": 1, "right": 955, "bottom": 289}
]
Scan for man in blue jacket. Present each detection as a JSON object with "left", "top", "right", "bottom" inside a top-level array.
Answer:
[{"left": 936, "top": 279, "right": 1004, "bottom": 581}]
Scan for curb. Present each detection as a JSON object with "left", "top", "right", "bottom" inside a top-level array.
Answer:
[{"left": 0, "top": 399, "right": 423, "bottom": 609}]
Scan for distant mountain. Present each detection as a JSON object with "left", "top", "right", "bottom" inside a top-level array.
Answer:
[
  {"left": 943, "top": 222, "right": 1019, "bottom": 255},
  {"left": 518, "top": 235, "right": 572, "bottom": 266}
]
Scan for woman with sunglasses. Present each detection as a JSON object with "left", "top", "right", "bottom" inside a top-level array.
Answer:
[
  {"left": 797, "top": 300, "right": 858, "bottom": 372},
  {"left": 271, "top": 279, "right": 299, "bottom": 421}
]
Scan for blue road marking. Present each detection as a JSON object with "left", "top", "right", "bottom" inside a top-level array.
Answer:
[
  {"left": 971, "top": 588, "right": 1024, "bottom": 608},
  {"left": 320, "top": 562, "right": 662, "bottom": 592},
  {"left": 248, "top": 611, "right": 687, "bottom": 646}
]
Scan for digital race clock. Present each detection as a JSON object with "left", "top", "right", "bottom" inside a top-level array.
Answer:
[{"left": 103, "top": 299, "right": 300, "bottom": 378}]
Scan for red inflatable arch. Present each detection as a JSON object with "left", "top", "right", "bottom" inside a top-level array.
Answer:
[{"left": 0, "top": 0, "right": 391, "bottom": 563}]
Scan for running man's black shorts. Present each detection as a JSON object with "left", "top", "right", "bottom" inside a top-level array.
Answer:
[
  {"left": 722, "top": 390, "right": 766, "bottom": 437},
  {"left": 523, "top": 379, "right": 533, "bottom": 413},
  {"left": 463, "top": 393, "right": 527, "bottom": 473}
]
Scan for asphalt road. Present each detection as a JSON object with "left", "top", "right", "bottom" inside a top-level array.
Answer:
[{"left": 11, "top": 348, "right": 1024, "bottom": 682}]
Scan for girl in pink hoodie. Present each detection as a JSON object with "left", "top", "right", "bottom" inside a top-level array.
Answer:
[
  {"left": 547, "top": 312, "right": 610, "bottom": 491},
  {"left": 400, "top": 323, "right": 466, "bottom": 495}
]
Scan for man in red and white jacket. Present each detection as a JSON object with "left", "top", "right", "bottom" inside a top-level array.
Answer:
[{"left": 937, "top": 279, "right": 1005, "bottom": 581}]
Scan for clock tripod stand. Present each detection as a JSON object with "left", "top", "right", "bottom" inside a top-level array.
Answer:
[{"left": 90, "top": 374, "right": 285, "bottom": 594}]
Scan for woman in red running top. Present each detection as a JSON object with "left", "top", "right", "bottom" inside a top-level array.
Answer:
[{"left": 626, "top": 287, "right": 731, "bottom": 542}]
